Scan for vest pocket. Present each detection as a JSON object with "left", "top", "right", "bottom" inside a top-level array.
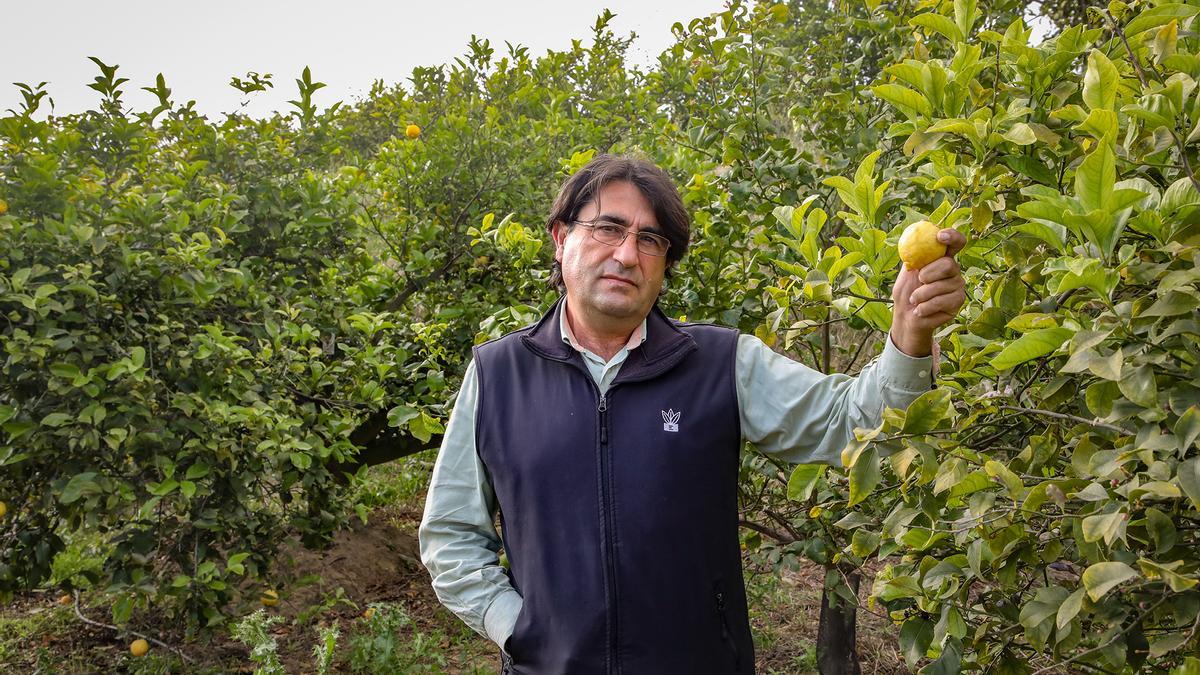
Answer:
[{"left": 713, "top": 581, "right": 741, "bottom": 671}]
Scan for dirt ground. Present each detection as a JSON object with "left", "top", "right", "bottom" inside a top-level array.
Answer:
[{"left": 1, "top": 499, "right": 905, "bottom": 674}]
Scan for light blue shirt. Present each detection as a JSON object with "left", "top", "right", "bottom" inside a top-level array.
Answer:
[{"left": 418, "top": 304, "right": 935, "bottom": 650}]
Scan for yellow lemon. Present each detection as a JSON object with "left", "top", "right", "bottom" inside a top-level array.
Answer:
[
  {"left": 0, "top": 500, "right": 6, "bottom": 518},
  {"left": 363, "top": 607, "right": 376, "bottom": 619},
  {"left": 260, "top": 589, "right": 279, "bottom": 607},
  {"left": 130, "top": 639, "right": 149, "bottom": 657},
  {"left": 58, "top": 593, "right": 72, "bottom": 606},
  {"left": 0, "top": 199, "right": 8, "bottom": 215},
  {"left": 897, "top": 220, "right": 947, "bottom": 270},
  {"left": 405, "top": 124, "right": 421, "bottom": 139}
]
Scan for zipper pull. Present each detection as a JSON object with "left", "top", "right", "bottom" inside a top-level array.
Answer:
[
  {"left": 716, "top": 591, "right": 726, "bottom": 611},
  {"left": 598, "top": 394, "right": 608, "bottom": 444}
]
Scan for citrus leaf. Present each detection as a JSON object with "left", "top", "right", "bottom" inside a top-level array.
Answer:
[
  {"left": 991, "top": 327, "right": 1073, "bottom": 370},
  {"left": 848, "top": 446, "right": 881, "bottom": 507},
  {"left": 1082, "top": 49, "right": 1119, "bottom": 111},
  {"left": 1081, "top": 561, "right": 1137, "bottom": 601},
  {"left": 786, "top": 464, "right": 826, "bottom": 502}
]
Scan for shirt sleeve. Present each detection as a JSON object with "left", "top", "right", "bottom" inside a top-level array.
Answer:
[
  {"left": 418, "top": 360, "right": 523, "bottom": 650},
  {"left": 736, "top": 333, "right": 935, "bottom": 465}
]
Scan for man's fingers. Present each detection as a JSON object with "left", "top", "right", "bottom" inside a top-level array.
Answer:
[
  {"left": 909, "top": 278, "right": 962, "bottom": 306},
  {"left": 938, "top": 228, "right": 968, "bottom": 258},
  {"left": 913, "top": 289, "right": 966, "bottom": 318},
  {"left": 917, "top": 257, "right": 961, "bottom": 284}
]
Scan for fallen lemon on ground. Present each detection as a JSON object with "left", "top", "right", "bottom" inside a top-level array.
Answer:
[
  {"left": 0, "top": 500, "right": 6, "bottom": 518},
  {"left": 363, "top": 607, "right": 375, "bottom": 619},
  {"left": 405, "top": 124, "right": 421, "bottom": 139},
  {"left": 260, "top": 590, "right": 279, "bottom": 607},
  {"left": 130, "top": 638, "right": 149, "bottom": 657},
  {"left": 897, "top": 220, "right": 946, "bottom": 270},
  {"left": 58, "top": 593, "right": 72, "bottom": 605}
]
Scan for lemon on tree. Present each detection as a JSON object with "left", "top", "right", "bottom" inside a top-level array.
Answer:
[
  {"left": 0, "top": 500, "right": 6, "bottom": 518},
  {"left": 130, "top": 638, "right": 149, "bottom": 657},
  {"left": 897, "top": 220, "right": 946, "bottom": 270},
  {"left": 405, "top": 123, "right": 421, "bottom": 139}
]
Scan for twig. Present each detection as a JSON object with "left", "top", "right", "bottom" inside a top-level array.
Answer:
[
  {"left": 998, "top": 406, "right": 1131, "bottom": 435},
  {"left": 71, "top": 590, "right": 195, "bottom": 663}
]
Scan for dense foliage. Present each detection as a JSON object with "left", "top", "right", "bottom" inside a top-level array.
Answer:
[{"left": 2, "top": 0, "right": 1198, "bottom": 671}]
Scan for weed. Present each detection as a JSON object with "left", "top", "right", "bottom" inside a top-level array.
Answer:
[
  {"left": 346, "top": 602, "right": 447, "bottom": 673},
  {"left": 313, "top": 624, "right": 339, "bottom": 675},
  {"left": 231, "top": 610, "right": 285, "bottom": 675}
]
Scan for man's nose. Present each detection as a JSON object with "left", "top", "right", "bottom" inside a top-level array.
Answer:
[{"left": 612, "top": 233, "right": 641, "bottom": 267}]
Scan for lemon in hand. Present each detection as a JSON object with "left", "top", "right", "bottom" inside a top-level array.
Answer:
[{"left": 897, "top": 220, "right": 946, "bottom": 270}]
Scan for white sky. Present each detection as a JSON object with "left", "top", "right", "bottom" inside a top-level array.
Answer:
[{"left": 2, "top": 1, "right": 728, "bottom": 119}]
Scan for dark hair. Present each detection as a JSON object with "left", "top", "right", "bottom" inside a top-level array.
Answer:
[{"left": 546, "top": 154, "right": 690, "bottom": 291}]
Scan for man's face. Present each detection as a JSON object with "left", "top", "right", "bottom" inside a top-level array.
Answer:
[{"left": 552, "top": 180, "right": 668, "bottom": 326}]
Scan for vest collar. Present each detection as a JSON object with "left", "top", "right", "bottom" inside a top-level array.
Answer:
[{"left": 521, "top": 296, "right": 697, "bottom": 383}]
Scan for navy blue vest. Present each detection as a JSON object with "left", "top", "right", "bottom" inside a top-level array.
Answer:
[{"left": 474, "top": 298, "right": 754, "bottom": 674}]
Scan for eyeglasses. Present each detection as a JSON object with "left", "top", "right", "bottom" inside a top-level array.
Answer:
[{"left": 572, "top": 219, "right": 671, "bottom": 257}]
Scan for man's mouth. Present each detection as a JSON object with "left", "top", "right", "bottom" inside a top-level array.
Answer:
[{"left": 601, "top": 275, "right": 637, "bottom": 287}]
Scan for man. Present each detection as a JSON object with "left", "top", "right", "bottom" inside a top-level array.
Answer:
[{"left": 419, "top": 154, "right": 967, "bottom": 674}]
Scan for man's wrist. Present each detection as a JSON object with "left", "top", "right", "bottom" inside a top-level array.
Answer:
[{"left": 889, "top": 327, "right": 933, "bottom": 358}]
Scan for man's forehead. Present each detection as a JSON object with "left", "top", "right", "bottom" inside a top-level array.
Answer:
[{"left": 580, "top": 183, "right": 661, "bottom": 230}]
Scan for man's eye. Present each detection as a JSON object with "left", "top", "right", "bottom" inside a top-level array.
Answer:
[
  {"left": 637, "top": 234, "right": 661, "bottom": 246},
  {"left": 596, "top": 224, "right": 625, "bottom": 236}
]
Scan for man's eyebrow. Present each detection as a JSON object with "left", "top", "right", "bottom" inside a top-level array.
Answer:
[{"left": 596, "top": 213, "right": 665, "bottom": 235}]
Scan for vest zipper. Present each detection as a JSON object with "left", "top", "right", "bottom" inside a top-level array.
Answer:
[
  {"left": 596, "top": 389, "right": 619, "bottom": 673},
  {"left": 715, "top": 585, "right": 741, "bottom": 670}
]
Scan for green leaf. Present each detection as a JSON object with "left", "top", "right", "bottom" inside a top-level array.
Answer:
[
  {"left": 1118, "top": 365, "right": 1157, "bottom": 408},
  {"left": 902, "top": 388, "right": 953, "bottom": 434},
  {"left": 1179, "top": 457, "right": 1200, "bottom": 510},
  {"left": 1076, "top": 142, "right": 1116, "bottom": 213},
  {"left": 1020, "top": 585, "right": 1069, "bottom": 629},
  {"left": 60, "top": 472, "right": 100, "bottom": 504},
  {"left": 900, "top": 617, "right": 934, "bottom": 667},
  {"left": 1082, "top": 49, "right": 1119, "bottom": 111},
  {"left": 41, "top": 412, "right": 72, "bottom": 428},
  {"left": 953, "top": 0, "right": 977, "bottom": 38},
  {"left": 871, "top": 83, "right": 933, "bottom": 117},
  {"left": 786, "top": 464, "right": 825, "bottom": 502},
  {"left": 1178, "top": 407, "right": 1200, "bottom": 451},
  {"left": 991, "top": 327, "right": 1073, "bottom": 370},
  {"left": 1081, "top": 561, "right": 1137, "bottom": 601},
  {"left": 920, "top": 637, "right": 962, "bottom": 675},
  {"left": 386, "top": 405, "right": 420, "bottom": 428},
  {"left": 910, "top": 13, "right": 964, "bottom": 42},
  {"left": 1003, "top": 122, "right": 1037, "bottom": 145},
  {"left": 1137, "top": 558, "right": 1199, "bottom": 592},
  {"left": 1082, "top": 510, "right": 1126, "bottom": 545},
  {"left": 848, "top": 446, "right": 881, "bottom": 507},
  {"left": 148, "top": 479, "right": 179, "bottom": 497},
  {"left": 1056, "top": 587, "right": 1086, "bottom": 630}
]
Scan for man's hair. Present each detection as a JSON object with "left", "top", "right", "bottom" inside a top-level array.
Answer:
[{"left": 545, "top": 154, "right": 690, "bottom": 291}]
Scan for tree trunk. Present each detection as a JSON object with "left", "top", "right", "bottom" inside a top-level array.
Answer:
[{"left": 817, "top": 565, "right": 861, "bottom": 675}]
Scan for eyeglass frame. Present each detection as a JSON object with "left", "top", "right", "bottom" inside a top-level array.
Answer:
[{"left": 569, "top": 218, "right": 672, "bottom": 257}]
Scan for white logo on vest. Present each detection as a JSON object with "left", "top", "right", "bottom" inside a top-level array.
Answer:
[{"left": 662, "top": 408, "right": 680, "bottom": 432}]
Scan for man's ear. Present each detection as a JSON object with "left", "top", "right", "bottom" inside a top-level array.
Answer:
[{"left": 550, "top": 220, "right": 568, "bottom": 263}]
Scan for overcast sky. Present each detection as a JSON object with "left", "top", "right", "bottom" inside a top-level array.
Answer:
[{"left": 2, "top": 1, "right": 729, "bottom": 119}]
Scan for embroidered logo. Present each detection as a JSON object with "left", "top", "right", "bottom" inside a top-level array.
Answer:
[{"left": 662, "top": 408, "right": 680, "bottom": 432}]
